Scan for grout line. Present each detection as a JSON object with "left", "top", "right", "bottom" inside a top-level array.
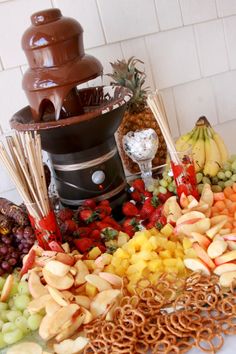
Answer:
[
  {"left": 95, "top": 0, "right": 107, "bottom": 45},
  {"left": 221, "top": 18, "right": 231, "bottom": 70},
  {"left": 192, "top": 24, "right": 203, "bottom": 78},
  {"left": 143, "top": 36, "right": 156, "bottom": 91},
  {"left": 177, "top": 0, "right": 184, "bottom": 25},
  {"left": 50, "top": 0, "right": 55, "bottom": 8},
  {"left": 0, "top": 57, "right": 4, "bottom": 71},
  {"left": 153, "top": 0, "right": 161, "bottom": 32}
]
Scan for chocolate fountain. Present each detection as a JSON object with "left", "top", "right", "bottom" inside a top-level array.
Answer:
[{"left": 10, "top": 8, "right": 132, "bottom": 207}]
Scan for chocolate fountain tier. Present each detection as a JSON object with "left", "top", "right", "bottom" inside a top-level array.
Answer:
[{"left": 11, "top": 86, "right": 132, "bottom": 206}]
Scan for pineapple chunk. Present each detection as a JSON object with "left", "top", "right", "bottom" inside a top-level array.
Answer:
[
  {"left": 127, "top": 282, "right": 136, "bottom": 294},
  {"left": 184, "top": 248, "right": 197, "bottom": 258},
  {"left": 183, "top": 237, "right": 192, "bottom": 250},
  {"left": 85, "top": 283, "right": 97, "bottom": 298},
  {"left": 166, "top": 241, "right": 176, "bottom": 251},
  {"left": 84, "top": 260, "right": 95, "bottom": 271},
  {"left": 120, "top": 259, "right": 130, "bottom": 269},
  {"left": 114, "top": 248, "right": 129, "bottom": 259},
  {"left": 115, "top": 266, "right": 127, "bottom": 276},
  {"left": 174, "top": 249, "right": 184, "bottom": 258},
  {"left": 132, "top": 233, "right": 148, "bottom": 250},
  {"left": 149, "top": 228, "right": 160, "bottom": 236},
  {"left": 141, "top": 241, "right": 154, "bottom": 252},
  {"left": 159, "top": 250, "right": 172, "bottom": 259},
  {"left": 122, "top": 243, "right": 136, "bottom": 255},
  {"left": 117, "top": 232, "right": 129, "bottom": 247},
  {"left": 127, "top": 260, "right": 147, "bottom": 275},
  {"left": 163, "top": 258, "right": 177, "bottom": 267},
  {"left": 88, "top": 247, "right": 102, "bottom": 260},
  {"left": 156, "top": 237, "right": 168, "bottom": 249},
  {"left": 147, "top": 259, "right": 163, "bottom": 272},
  {"left": 160, "top": 223, "right": 174, "bottom": 237},
  {"left": 105, "top": 264, "right": 115, "bottom": 274},
  {"left": 149, "top": 236, "right": 159, "bottom": 249},
  {"left": 131, "top": 250, "right": 153, "bottom": 263},
  {"left": 111, "top": 257, "right": 122, "bottom": 268}
]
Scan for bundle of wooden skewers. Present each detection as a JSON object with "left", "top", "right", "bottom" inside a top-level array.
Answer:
[{"left": 0, "top": 131, "right": 61, "bottom": 249}]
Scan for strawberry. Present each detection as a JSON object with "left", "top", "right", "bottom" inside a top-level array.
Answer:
[
  {"left": 92, "top": 241, "right": 106, "bottom": 253},
  {"left": 95, "top": 205, "right": 112, "bottom": 219},
  {"left": 122, "top": 201, "right": 139, "bottom": 217},
  {"left": 158, "top": 191, "right": 174, "bottom": 203},
  {"left": 155, "top": 215, "right": 167, "bottom": 230},
  {"left": 57, "top": 208, "right": 74, "bottom": 221},
  {"left": 99, "top": 200, "right": 110, "bottom": 207},
  {"left": 75, "top": 227, "right": 91, "bottom": 238},
  {"left": 123, "top": 217, "right": 140, "bottom": 237},
  {"left": 102, "top": 216, "right": 121, "bottom": 231},
  {"left": 95, "top": 221, "right": 111, "bottom": 230},
  {"left": 130, "top": 190, "right": 143, "bottom": 202},
  {"left": 132, "top": 179, "right": 145, "bottom": 193},
  {"left": 63, "top": 219, "right": 77, "bottom": 233},
  {"left": 79, "top": 209, "right": 98, "bottom": 224},
  {"left": 90, "top": 229, "right": 101, "bottom": 240},
  {"left": 83, "top": 199, "right": 96, "bottom": 210},
  {"left": 140, "top": 196, "right": 160, "bottom": 220},
  {"left": 143, "top": 191, "right": 152, "bottom": 198},
  {"left": 149, "top": 205, "right": 163, "bottom": 224},
  {"left": 101, "top": 227, "right": 118, "bottom": 241},
  {"left": 74, "top": 238, "right": 94, "bottom": 253}
]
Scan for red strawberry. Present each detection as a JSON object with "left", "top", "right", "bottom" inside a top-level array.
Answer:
[
  {"left": 83, "top": 199, "right": 96, "bottom": 210},
  {"left": 102, "top": 216, "right": 121, "bottom": 231},
  {"left": 74, "top": 238, "right": 94, "bottom": 253},
  {"left": 130, "top": 190, "right": 143, "bottom": 202},
  {"left": 95, "top": 221, "right": 111, "bottom": 230},
  {"left": 143, "top": 191, "right": 152, "bottom": 198},
  {"left": 132, "top": 179, "right": 145, "bottom": 193},
  {"left": 158, "top": 191, "right": 174, "bottom": 203},
  {"left": 57, "top": 208, "right": 74, "bottom": 221},
  {"left": 95, "top": 205, "right": 112, "bottom": 219},
  {"left": 149, "top": 205, "right": 163, "bottom": 224},
  {"left": 90, "top": 229, "right": 101, "bottom": 240},
  {"left": 123, "top": 218, "right": 140, "bottom": 237},
  {"left": 140, "top": 197, "right": 158, "bottom": 220},
  {"left": 79, "top": 209, "right": 98, "bottom": 224},
  {"left": 155, "top": 215, "right": 167, "bottom": 230},
  {"left": 63, "top": 219, "right": 77, "bottom": 233},
  {"left": 122, "top": 202, "right": 139, "bottom": 217},
  {"left": 76, "top": 227, "right": 91, "bottom": 238},
  {"left": 92, "top": 241, "right": 106, "bottom": 253},
  {"left": 99, "top": 200, "right": 110, "bottom": 207}
]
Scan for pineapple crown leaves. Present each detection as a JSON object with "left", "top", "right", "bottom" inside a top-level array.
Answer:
[{"left": 107, "top": 56, "right": 150, "bottom": 114}]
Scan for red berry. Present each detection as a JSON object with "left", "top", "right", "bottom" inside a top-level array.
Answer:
[
  {"left": 158, "top": 191, "right": 173, "bottom": 203},
  {"left": 102, "top": 216, "right": 121, "bottom": 231},
  {"left": 83, "top": 199, "right": 96, "bottom": 210},
  {"left": 79, "top": 209, "right": 98, "bottom": 224},
  {"left": 122, "top": 202, "right": 139, "bottom": 217},
  {"left": 99, "top": 200, "right": 110, "bottom": 207},
  {"left": 140, "top": 199, "right": 155, "bottom": 219},
  {"left": 122, "top": 217, "right": 140, "bottom": 236},
  {"left": 130, "top": 191, "right": 143, "bottom": 202},
  {"left": 57, "top": 208, "right": 74, "bottom": 221},
  {"left": 90, "top": 229, "right": 101, "bottom": 240},
  {"left": 63, "top": 219, "right": 77, "bottom": 233},
  {"left": 132, "top": 179, "right": 145, "bottom": 193},
  {"left": 76, "top": 227, "right": 91, "bottom": 238},
  {"left": 95, "top": 206, "right": 112, "bottom": 219},
  {"left": 74, "top": 238, "right": 94, "bottom": 253},
  {"left": 149, "top": 205, "right": 163, "bottom": 224}
]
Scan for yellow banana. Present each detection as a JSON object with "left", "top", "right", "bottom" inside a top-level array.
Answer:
[
  {"left": 203, "top": 127, "right": 222, "bottom": 177},
  {"left": 192, "top": 127, "right": 205, "bottom": 172},
  {"left": 175, "top": 129, "right": 195, "bottom": 152},
  {"left": 210, "top": 127, "right": 229, "bottom": 164}
]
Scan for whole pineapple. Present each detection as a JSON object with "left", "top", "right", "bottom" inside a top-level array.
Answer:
[{"left": 108, "top": 57, "right": 167, "bottom": 174}]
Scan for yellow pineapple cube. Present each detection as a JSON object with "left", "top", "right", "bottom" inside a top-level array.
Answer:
[
  {"left": 160, "top": 223, "right": 174, "bottom": 237},
  {"left": 176, "top": 257, "right": 185, "bottom": 272},
  {"left": 149, "top": 228, "right": 160, "bottom": 236},
  {"left": 183, "top": 237, "right": 192, "bottom": 250},
  {"left": 163, "top": 258, "right": 177, "bottom": 267},
  {"left": 176, "top": 241, "right": 184, "bottom": 250},
  {"left": 141, "top": 241, "right": 154, "bottom": 252},
  {"left": 83, "top": 260, "right": 95, "bottom": 271},
  {"left": 85, "top": 283, "right": 97, "bottom": 298},
  {"left": 149, "top": 273, "right": 161, "bottom": 285},
  {"left": 127, "top": 260, "right": 147, "bottom": 275},
  {"left": 164, "top": 266, "right": 178, "bottom": 274},
  {"left": 121, "top": 259, "right": 130, "bottom": 269},
  {"left": 156, "top": 237, "right": 168, "bottom": 249},
  {"left": 128, "top": 273, "right": 141, "bottom": 284},
  {"left": 174, "top": 249, "right": 184, "bottom": 258},
  {"left": 159, "top": 250, "right": 172, "bottom": 259},
  {"left": 111, "top": 256, "right": 122, "bottom": 268},
  {"left": 117, "top": 232, "right": 130, "bottom": 247},
  {"left": 115, "top": 265, "right": 127, "bottom": 276},
  {"left": 105, "top": 264, "right": 115, "bottom": 274},
  {"left": 132, "top": 233, "right": 148, "bottom": 250},
  {"left": 122, "top": 242, "right": 136, "bottom": 255},
  {"left": 87, "top": 247, "right": 102, "bottom": 260},
  {"left": 166, "top": 241, "right": 176, "bottom": 252},
  {"left": 147, "top": 259, "right": 163, "bottom": 272},
  {"left": 127, "top": 282, "right": 136, "bottom": 294},
  {"left": 149, "top": 236, "right": 159, "bottom": 249},
  {"left": 184, "top": 248, "right": 197, "bottom": 258},
  {"left": 114, "top": 248, "right": 129, "bottom": 259}
]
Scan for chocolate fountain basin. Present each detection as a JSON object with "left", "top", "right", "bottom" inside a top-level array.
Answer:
[{"left": 11, "top": 85, "right": 132, "bottom": 207}]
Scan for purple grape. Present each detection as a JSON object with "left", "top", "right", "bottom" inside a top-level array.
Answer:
[
  {"left": 1, "top": 261, "right": 11, "bottom": 271},
  {"left": 0, "top": 246, "right": 8, "bottom": 255},
  {"left": 8, "top": 258, "right": 17, "bottom": 266}
]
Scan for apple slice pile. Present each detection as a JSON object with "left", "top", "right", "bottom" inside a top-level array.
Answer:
[
  {"left": 23, "top": 244, "right": 122, "bottom": 350},
  {"left": 164, "top": 184, "right": 236, "bottom": 288}
]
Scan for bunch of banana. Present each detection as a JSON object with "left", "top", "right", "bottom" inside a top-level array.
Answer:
[{"left": 175, "top": 116, "right": 228, "bottom": 177}]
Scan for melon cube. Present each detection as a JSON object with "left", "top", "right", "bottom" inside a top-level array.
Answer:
[{"left": 161, "top": 223, "right": 174, "bottom": 237}]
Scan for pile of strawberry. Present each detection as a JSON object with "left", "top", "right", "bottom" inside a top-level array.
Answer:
[
  {"left": 122, "top": 179, "right": 173, "bottom": 236},
  {"left": 57, "top": 199, "right": 121, "bottom": 255}
]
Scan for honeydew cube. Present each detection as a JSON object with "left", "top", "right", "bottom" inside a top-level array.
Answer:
[
  {"left": 85, "top": 283, "right": 97, "bottom": 298},
  {"left": 147, "top": 259, "right": 163, "bottom": 272},
  {"left": 161, "top": 224, "right": 174, "bottom": 237},
  {"left": 183, "top": 238, "right": 192, "bottom": 250},
  {"left": 159, "top": 250, "right": 172, "bottom": 259},
  {"left": 163, "top": 258, "right": 177, "bottom": 267},
  {"left": 117, "top": 232, "right": 129, "bottom": 247},
  {"left": 88, "top": 247, "right": 102, "bottom": 260},
  {"left": 114, "top": 248, "right": 129, "bottom": 259}
]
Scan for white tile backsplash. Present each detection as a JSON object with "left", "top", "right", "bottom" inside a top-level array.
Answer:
[
  {"left": 210, "top": 70, "right": 236, "bottom": 123},
  {"left": 173, "top": 79, "right": 218, "bottom": 134},
  {"left": 97, "top": 0, "right": 159, "bottom": 43},
  {"left": 0, "top": 0, "right": 235, "bottom": 198},
  {"left": 52, "top": 0, "right": 105, "bottom": 49},
  {"left": 121, "top": 37, "right": 155, "bottom": 90},
  {"left": 180, "top": 0, "right": 217, "bottom": 25},
  {"left": 155, "top": 0, "right": 182, "bottom": 31},
  {"left": 223, "top": 16, "right": 236, "bottom": 70},
  {"left": 195, "top": 20, "right": 229, "bottom": 77},
  {"left": 217, "top": 0, "right": 236, "bottom": 17},
  {"left": 146, "top": 27, "right": 201, "bottom": 89},
  {"left": 0, "top": 0, "right": 52, "bottom": 69}
]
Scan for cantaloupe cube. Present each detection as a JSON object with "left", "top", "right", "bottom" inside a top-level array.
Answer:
[
  {"left": 85, "top": 283, "right": 97, "bottom": 298},
  {"left": 117, "top": 232, "right": 129, "bottom": 247},
  {"left": 147, "top": 259, "right": 163, "bottom": 272},
  {"left": 183, "top": 237, "right": 192, "bottom": 250},
  {"left": 114, "top": 248, "right": 129, "bottom": 259},
  {"left": 163, "top": 258, "right": 177, "bottom": 267},
  {"left": 88, "top": 246, "right": 102, "bottom": 260},
  {"left": 159, "top": 250, "right": 172, "bottom": 259},
  {"left": 160, "top": 223, "right": 174, "bottom": 237}
]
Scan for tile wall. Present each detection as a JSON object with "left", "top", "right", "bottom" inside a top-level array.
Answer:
[{"left": 0, "top": 0, "right": 236, "bottom": 202}]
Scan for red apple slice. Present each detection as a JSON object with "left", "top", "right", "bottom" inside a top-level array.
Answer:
[
  {"left": 47, "top": 286, "right": 69, "bottom": 307},
  {"left": 45, "top": 298, "right": 61, "bottom": 316},
  {"left": 28, "top": 270, "right": 48, "bottom": 299},
  {"left": 206, "top": 219, "right": 227, "bottom": 239},
  {"left": 179, "top": 193, "right": 189, "bottom": 208},
  {"left": 55, "top": 253, "right": 75, "bottom": 266},
  {"left": 219, "top": 271, "right": 236, "bottom": 287},
  {"left": 6, "top": 342, "right": 43, "bottom": 354},
  {"left": 90, "top": 289, "right": 121, "bottom": 317},
  {"left": 183, "top": 258, "right": 211, "bottom": 276},
  {"left": 85, "top": 274, "right": 112, "bottom": 291},
  {"left": 55, "top": 311, "right": 85, "bottom": 342},
  {"left": 215, "top": 250, "right": 236, "bottom": 266},
  {"left": 61, "top": 242, "right": 70, "bottom": 253},
  {"left": 227, "top": 240, "right": 236, "bottom": 251},
  {"left": 163, "top": 196, "right": 182, "bottom": 224},
  {"left": 176, "top": 211, "right": 206, "bottom": 226},
  {"left": 42, "top": 268, "right": 74, "bottom": 290},
  {"left": 200, "top": 183, "right": 214, "bottom": 207},
  {"left": 54, "top": 337, "right": 89, "bottom": 354},
  {"left": 81, "top": 307, "right": 93, "bottom": 324},
  {"left": 0, "top": 274, "right": 14, "bottom": 302},
  {"left": 98, "top": 272, "right": 122, "bottom": 288},
  {"left": 192, "top": 243, "right": 215, "bottom": 269},
  {"left": 207, "top": 240, "right": 227, "bottom": 259},
  {"left": 214, "top": 263, "right": 236, "bottom": 276},
  {"left": 223, "top": 233, "right": 236, "bottom": 241},
  {"left": 28, "top": 294, "right": 52, "bottom": 314},
  {"left": 45, "top": 260, "right": 70, "bottom": 277},
  {"left": 187, "top": 196, "right": 199, "bottom": 209},
  {"left": 74, "top": 260, "right": 89, "bottom": 286},
  {"left": 20, "top": 248, "right": 36, "bottom": 277},
  {"left": 74, "top": 295, "right": 90, "bottom": 309},
  {"left": 190, "top": 232, "right": 211, "bottom": 249},
  {"left": 176, "top": 218, "right": 211, "bottom": 236}
]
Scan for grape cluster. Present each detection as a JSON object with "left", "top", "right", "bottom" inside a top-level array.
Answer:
[
  {"left": 197, "top": 155, "right": 236, "bottom": 193},
  {"left": 147, "top": 170, "right": 176, "bottom": 196},
  {"left": 0, "top": 276, "right": 42, "bottom": 348}
]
